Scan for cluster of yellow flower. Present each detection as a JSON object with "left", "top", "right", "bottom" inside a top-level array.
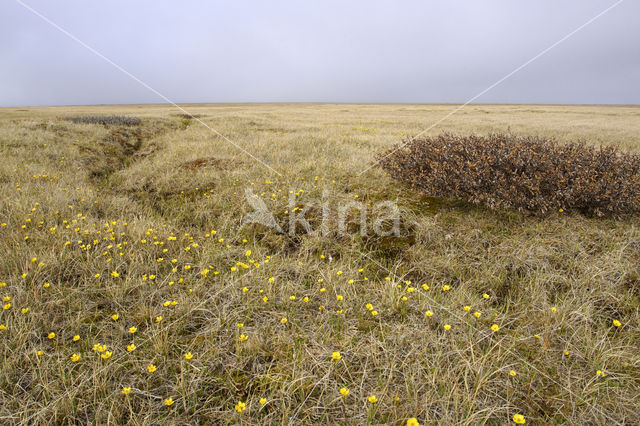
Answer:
[{"left": 0, "top": 151, "right": 632, "bottom": 425}]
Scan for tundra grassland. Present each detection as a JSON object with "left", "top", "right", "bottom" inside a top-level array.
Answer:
[{"left": 0, "top": 103, "right": 639, "bottom": 425}]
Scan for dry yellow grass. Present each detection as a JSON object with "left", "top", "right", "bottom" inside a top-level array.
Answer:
[{"left": 0, "top": 103, "right": 639, "bottom": 424}]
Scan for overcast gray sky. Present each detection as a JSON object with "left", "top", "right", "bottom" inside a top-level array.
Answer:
[{"left": 1, "top": 0, "right": 638, "bottom": 106}]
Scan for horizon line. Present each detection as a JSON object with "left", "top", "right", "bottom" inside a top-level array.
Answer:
[{"left": 2, "top": 101, "right": 639, "bottom": 109}]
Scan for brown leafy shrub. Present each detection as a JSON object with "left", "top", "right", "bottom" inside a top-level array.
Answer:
[{"left": 378, "top": 133, "right": 640, "bottom": 216}]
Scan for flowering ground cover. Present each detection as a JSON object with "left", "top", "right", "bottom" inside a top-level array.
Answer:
[{"left": 0, "top": 104, "right": 639, "bottom": 424}]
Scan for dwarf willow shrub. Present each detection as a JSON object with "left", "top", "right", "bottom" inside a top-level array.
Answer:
[
  {"left": 378, "top": 133, "right": 640, "bottom": 216},
  {"left": 65, "top": 115, "right": 141, "bottom": 126}
]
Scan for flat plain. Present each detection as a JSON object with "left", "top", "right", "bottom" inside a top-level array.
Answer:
[{"left": 1, "top": 103, "right": 639, "bottom": 424}]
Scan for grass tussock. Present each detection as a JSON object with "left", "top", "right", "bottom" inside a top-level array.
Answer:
[
  {"left": 180, "top": 157, "right": 227, "bottom": 170},
  {"left": 378, "top": 133, "right": 640, "bottom": 216},
  {"left": 0, "top": 104, "right": 639, "bottom": 424}
]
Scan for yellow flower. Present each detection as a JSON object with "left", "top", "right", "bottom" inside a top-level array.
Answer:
[
  {"left": 474, "top": 311, "right": 482, "bottom": 318},
  {"left": 155, "top": 316, "right": 163, "bottom": 322},
  {"left": 259, "top": 397, "right": 267, "bottom": 405},
  {"left": 551, "top": 306, "right": 557, "bottom": 313},
  {"left": 239, "top": 334, "right": 248, "bottom": 342},
  {"left": 289, "top": 295, "right": 296, "bottom": 301},
  {"left": 442, "top": 285, "right": 450, "bottom": 291},
  {"left": 482, "top": 293, "right": 490, "bottom": 299},
  {"left": 3, "top": 303, "right": 11, "bottom": 310},
  {"left": 147, "top": 364, "right": 157, "bottom": 373},
  {"left": 366, "top": 304, "right": 373, "bottom": 310},
  {"left": 128, "top": 327, "right": 137, "bottom": 334},
  {"left": 234, "top": 401, "right": 246, "bottom": 413},
  {"left": 280, "top": 317, "right": 288, "bottom": 324},
  {"left": 509, "top": 369, "right": 517, "bottom": 377},
  {"left": 111, "top": 271, "right": 120, "bottom": 278},
  {"left": 101, "top": 351, "right": 112, "bottom": 359},
  {"left": 72, "top": 335, "right": 80, "bottom": 342},
  {"left": 70, "top": 353, "right": 81, "bottom": 362},
  {"left": 371, "top": 310, "right": 378, "bottom": 316},
  {"left": 613, "top": 319, "right": 622, "bottom": 327},
  {"left": 43, "top": 282, "right": 50, "bottom": 288},
  {"left": 339, "top": 387, "right": 349, "bottom": 396},
  {"left": 121, "top": 387, "right": 131, "bottom": 395},
  {"left": 596, "top": 369, "right": 606, "bottom": 377},
  {"left": 36, "top": 350, "right": 43, "bottom": 356},
  {"left": 48, "top": 332, "right": 55, "bottom": 339},
  {"left": 443, "top": 324, "right": 451, "bottom": 331},
  {"left": 111, "top": 314, "right": 119, "bottom": 321},
  {"left": 463, "top": 306, "right": 471, "bottom": 311},
  {"left": 491, "top": 324, "right": 500, "bottom": 332},
  {"left": 368, "top": 395, "right": 378, "bottom": 404},
  {"left": 407, "top": 418, "right": 420, "bottom": 426},
  {"left": 331, "top": 351, "right": 342, "bottom": 361},
  {"left": 21, "top": 307, "right": 29, "bottom": 314},
  {"left": 0, "top": 324, "right": 6, "bottom": 331},
  {"left": 512, "top": 414, "right": 526, "bottom": 424},
  {"left": 262, "top": 296, "right": 268, "bottom": 303},
  {"left": 127, "top": 343, "right": 136, "bottom": 352},
  {"left": 164, "top": 397, "right": 174, "bottom": 406}
]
